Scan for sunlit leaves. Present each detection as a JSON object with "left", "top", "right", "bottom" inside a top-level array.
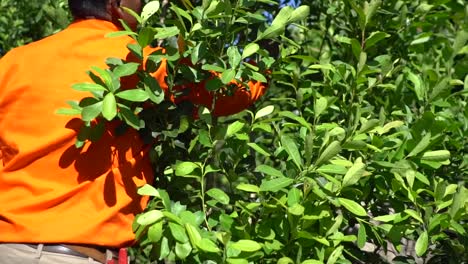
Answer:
[
  {"left": 52, "top": 0, "right": 468, "bottom": 262},
  {"left": 141, "top": 0, "right": 160, "bottom": 25},
  {"left": 415, "top": 231, "right": 429, "bottom": 256},
  {"left": 338, "top": 198, "right": 367, "bottom": 217}
]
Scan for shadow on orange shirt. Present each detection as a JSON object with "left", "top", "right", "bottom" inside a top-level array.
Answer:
[{"left": 58, "top": 118, "right": 153, "bottom": 213}]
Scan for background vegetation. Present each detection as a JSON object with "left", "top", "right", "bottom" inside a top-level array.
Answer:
[{"left": 2, "top": 0, "right": 467, "bottom": 263}]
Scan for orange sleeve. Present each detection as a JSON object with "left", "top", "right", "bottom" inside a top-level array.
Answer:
[
  {"left": 142, "top": 52, "right": 267, "bottom": 116},
  {"left": 168, "top": 70, "right": 268, "bottom": 116},
  {"left": 186, "top": 80, "right": 267, "bottom": 116}
]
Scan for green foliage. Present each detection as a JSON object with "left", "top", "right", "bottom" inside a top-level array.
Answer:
[
  {"left": 0, "top": 0, "right": 69, "bottom": 56},
  {"left": 58, "top": 0, "right": 467, "bottom": 263}
]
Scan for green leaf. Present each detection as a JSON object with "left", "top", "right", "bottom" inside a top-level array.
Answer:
[
  {"left": 364, "top": 0, "right": 381, "bottom": 24},
  {"left": 278, "top": 258, "right": 294, "bottom": 264},
  {"left": 116, "top": 89, "right": 149, "bottom": 102},
  {"left": 338, "top": 198, "right": 367, "bottom": 217},
  {"left": 175, "top": 242, "right": 192, "bottom": 260},
  {"left": 159, "top": 236, "right": 170, "bottom": 259},
  {"left": 404, "top": 209, "right": 424, "bottom": 224},
  {"left": 258, "top": 23, "right": 284, "bottom": 40},
  {"left": 260, "top": 177, "right": 294, "bottom": 192},
  {"left": 185, "top": 223, "right": 202, "bottom": 247},
  {"left": 227, "top": 259, "right": 249, "bottom": 264},
  {"left": 287, "top": 188, "right": 302, "bottom": 206},
  {"left": 141, "top": 1, "right": 160, "bottom": 24},
  {"left": 326, "top": 245, "right": 344, "bottom": 264},
  {"left": 281, "top": 135, "right": 303, "bottom": 169},
  {"left": 378, "top": 120, "right": 404, "bottom": 135},
  {"left": 137, "top": 184, "right": 160, "bottom": 197},
  {"left": 230, "top": 240, "right": 262, "bottom": 252},
  {"left": 205, "top": 77, "right": 224, "bottom": 91},
  {"left": 169, "top": 222, "right": 189, "bottom": 243},
  {"left": 357, "top": 223, "right": 367, "bottom": 248},
  {"left": 221, "top": 68, "right": 236, "bottom": 84},
  {"left": 411, "top": 34, "right": 431, "bottom": 45},
  {"left": 196, "top": 238, "right": 220, "bottom": 253},
  {"left": 315, "top": 141, "right": 341, "bottom": 166},
  {"left": 172, "top": 4, "right": 192, "bottom": 29},
  {"left": 175, "top": 162, "right": 200, "bottom": 177},
  {"left": 154, "top": 26, "right": 180, "bottom": 39},
  {"left": 206, "top": 188, "right": 230, "bottom": 205},
  {"left": 226, "top": 121, "right": 245, "bottom": 138},
  {"left": 113, "top": 62, "right": 140, "bottom": 78},
  {"left": 105, "top": 31, "right": 138, "bottom": 38},
  {"left": 365, "top": 31, "right": 390, "bottom": 49},
  {"left": 91, "top": 66, "right": 115, "bottom": 90},
  {"left": 236, "top": 183, "right": 260, "bottom": 193},
  {"left": 202, "top": 64, "right": 225, "bottom": 73},
  {"left": 407, "top": 133, "right": 431, "bottom": 157},
  {"left": 137, "top": 210, "right": 164, "bottom": 226},
  {"left": 421, "top": 150, "right": 450, "bottom": 161},
  {"left": 121, "top": 6, "right": 142, "bottom": 24},
  {"left": 288, "top": 203, "right": 305, "bottom": 216},
  {"left": 72, "top": 83, "right": 107, "bottom": 92},
  {"left": 288, "top": 5, "right": 310, "bottom": 23},
  {"left": 429, "top": 77, "right": 450, "bottom": 102},
  {"left": 359, "top": 119, "right": 380, "bottom": 133},
  {"left": 102, "top": 93, "right": 117, "bottom": 121},
  {"left": 254, "top": 105, "right": 274, "bottom": 120},
  {"left": 81, "top": 102, "right": 102, "bottom": 122},
  {"left": 251, "top": 71, "right": 268, "bottom": 83},
  {"left": 191, "top": 41, "right": 208, "bottom": 64},
  {"left": 342, "top": 157, "right": 366, "bottom": 188},
  {"left": 148, "top": 221, "right": 164, "bottom": 243},
  {"left": 247, "top": 143, "right": 271, "bottom": 157},
  {"left": 314, "top": 97, "right": 328, "bottom": 117},
  {"left": 415, "top": 231, "right": 429, "bottom": 256},
  {"left": 119, "top": 105, "right": 140, "bottom": 129},
  {"left": 301, "top": 260, "right": 322, "bottom": 264},
  {"left": 55, "top": 108, "right": 81, "bottom": 116},
  {"left": 127, "top": 43, "right": 143, "bottom": 60},
  {"left": 279, "top": 111, "right": 312, "bottom": 130},
  {"left": 317, "top": 164, "right": 347, "bottom": 175},
  {"left": 449, "top": 187, "right": 465, "bottom": 218},
  {"left": 242, "top": 43, "right": 260, "bottom": 59},
  {"left": 255, "top": 164, "right": 285, "bottom": 178},
  {"left": 227, "top": 46, "right": 242, "bottom": 68},
  {"left": 144, "top": 76, "right": 165, "bottom": 104},
  {"left": 406, "top": 70, "right": 425, "bottom": 101},
  {"left": 137, "top": 27, "right": 155, "bottom": 47},
  {"left": 272, "top": 5, "right": 293, "bottom": 26}
]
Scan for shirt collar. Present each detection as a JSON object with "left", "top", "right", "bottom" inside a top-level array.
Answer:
[{"left": 67, "top": 19, "right": 120, "bottom": 32}]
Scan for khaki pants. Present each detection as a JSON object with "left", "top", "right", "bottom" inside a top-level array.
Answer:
[{"left": 0, "top": 244, "right": 102, "bottom": 264}]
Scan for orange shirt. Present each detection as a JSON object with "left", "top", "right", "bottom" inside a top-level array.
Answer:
[{"left": 0, "top": 19, "right": 266, "bottom": 247}]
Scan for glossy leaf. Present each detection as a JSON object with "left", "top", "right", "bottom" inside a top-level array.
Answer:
[
  {"left": 137, "top": 210, "right": 164, "bottom": 226},
  {"left": 281, "top": 135, "right": 303, "bottom": 169},
  {"left": 338, "top": 198, "right": 367, "bottom": 217},
  {"left": 315, "top": 141, "right": 341, "bottom": 166},
  {"left": 415, "top": 231, "right": 429, "bottom": 256},
  {"left": 260, "top": 177, "right": 294, "bottom": 192},
  {"left": 116, "top": 89, "right": 150, "bottom": 102},
  {"left": 230, "top": 240, "right": 262, "bottom": 252},
  {"left": 102, "top": 93, "right": 117, "bottom": 121},
  {"left": 206, "top": 188, "right": 230, "bottom": 204}
]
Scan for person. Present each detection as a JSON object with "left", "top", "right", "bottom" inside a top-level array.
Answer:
[{"left": 0, "top": 0, "right": 267, "bottom": 263}]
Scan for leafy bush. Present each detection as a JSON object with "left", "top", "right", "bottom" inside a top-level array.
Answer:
[
  {"left": 0, "top": 0, "right": 69, "bottom": 56},
  {"left": 57, "top": 0, "right": 467, "bottom": 263}
]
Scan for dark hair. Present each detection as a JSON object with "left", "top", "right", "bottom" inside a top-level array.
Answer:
[{"left": 68, "top": 0, "right": 109, "bottom": 19}]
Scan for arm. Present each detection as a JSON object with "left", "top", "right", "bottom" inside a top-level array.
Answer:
[
  {"left": 139, "top": 47, "right": 267, "bottom": 116},
  {"left": 186, "top": 79, "right": 267, "bottom": 116}
]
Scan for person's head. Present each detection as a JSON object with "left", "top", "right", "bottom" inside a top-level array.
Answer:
[{"left": 68, "top": 0, "right": 142, "bottom": 29}]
